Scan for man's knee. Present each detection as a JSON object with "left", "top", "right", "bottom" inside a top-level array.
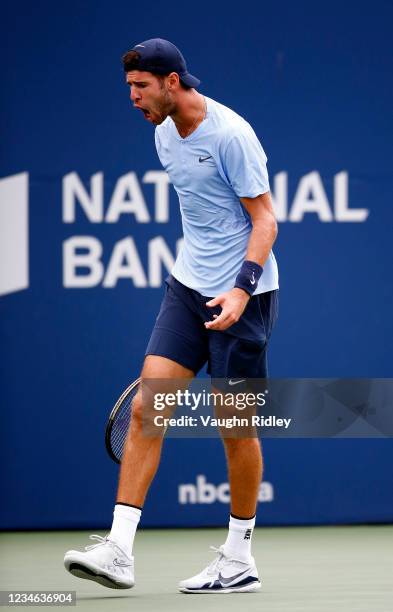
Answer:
[
  {"left": 130, "top": 392, "right": 144, "bottom": 428},
  {"left": 129, "top": 390, "right": 168, "bottom": 438}
]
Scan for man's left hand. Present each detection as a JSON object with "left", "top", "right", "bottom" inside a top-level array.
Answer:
[{"left": 204, "top": 288, "right": 250, "bottom": 331}]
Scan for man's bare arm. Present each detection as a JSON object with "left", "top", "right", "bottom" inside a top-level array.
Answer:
[
  {"left": 204, "top": 192, "right": 278, "bottom": 331},
  {"left": 240, "top": 191, "right": 278, "bottom": 266}
]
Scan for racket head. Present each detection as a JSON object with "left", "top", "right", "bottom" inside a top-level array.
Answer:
[{"left": 105, "top": 378, "right": 141, "bottom": 464}]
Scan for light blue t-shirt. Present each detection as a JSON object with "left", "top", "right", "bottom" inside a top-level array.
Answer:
[{"left": 155, "top": 96, "right": 279, "bottom": 296}]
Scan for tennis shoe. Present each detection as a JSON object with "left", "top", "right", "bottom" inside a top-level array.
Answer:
[
  {"left": 64, "top": 534, "right": 134, "bottom": 589},
  {"left": 179, "top": 545, "right": 261, "bottom": 593}
]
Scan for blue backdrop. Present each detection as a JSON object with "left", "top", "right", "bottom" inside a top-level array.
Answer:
[{"left": 1, "top": 0, "right": 393, "bottom": 529}]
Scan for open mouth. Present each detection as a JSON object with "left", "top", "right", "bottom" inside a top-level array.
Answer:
[
  {"left": 134, "top": 105, "right": 156, "bottom": 123},
  {"left": 140, "top": 108, "right": 151, "bottom": 120}
]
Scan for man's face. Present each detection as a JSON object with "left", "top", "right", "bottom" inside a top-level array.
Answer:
[{"left": 126, "top": 70, "right": 174, "bottom": 125}]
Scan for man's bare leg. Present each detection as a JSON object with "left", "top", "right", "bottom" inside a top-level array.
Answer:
[
  {"left": 223, "top": 437, "right": 263, "bottom": 518},
  {"left": 64, "top": 354, "right": 194, "bottom": 589},
  {"left": 211, "top": 389, "right": 262, "bottom": 518},
  {"left": 116, "top": 354, "right": 194, "bottom": 506}
]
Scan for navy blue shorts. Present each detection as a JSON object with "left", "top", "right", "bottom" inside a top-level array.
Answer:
[{"left": 145, "top": 275, "right": 278, "bottom": 378}]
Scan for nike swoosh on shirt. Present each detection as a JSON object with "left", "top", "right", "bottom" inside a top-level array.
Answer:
[
  {"left": 199, "top": 155, "right": 213, "bottom": 162},
  {"left": 228, "top": 379, "right": 246, "bottom": 386},
  {"left": 218, "top": 569, "right": 250, "bottom": 585}
]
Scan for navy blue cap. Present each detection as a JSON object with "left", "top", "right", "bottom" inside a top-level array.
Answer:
[{"left": 130, "top": 38, "right": 200, "bottom": 88}]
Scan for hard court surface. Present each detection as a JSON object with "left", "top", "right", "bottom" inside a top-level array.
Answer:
[{"left": 1, "top": 526, "right": 392, "bottom": 611}]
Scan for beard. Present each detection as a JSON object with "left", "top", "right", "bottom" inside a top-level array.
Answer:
[
  {"left": 151, "top": 87, "right": 176, "bottom": 124},
  {"left": 136, "top": 81, "right": 177, "bottom": 125},
  {"left": 146, "top": 84, "right": 176, "bottom": 125}
]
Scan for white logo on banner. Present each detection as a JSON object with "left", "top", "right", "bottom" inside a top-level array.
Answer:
[
  {"left": 178, "top": 474, "right": 274, "bottom": 504},
  {"left": 271, "top": 171, "right": 369, "bottom": 222},
  {"left": 61, "top": 170, "right": 369, "bottom": 289},
  {"left": 0, "top": 169, "right": 370, "bottom": 293},
  {"left": 0, "top": 173, "right": 29, "bottom": 296}
]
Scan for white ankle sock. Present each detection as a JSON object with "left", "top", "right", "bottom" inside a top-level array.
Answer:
[
  {"left": 222, "top": 514, "right": 256, "bottom": 562},
  {"left": 109, "top": 504, "right": 141, "bottom": 558}
]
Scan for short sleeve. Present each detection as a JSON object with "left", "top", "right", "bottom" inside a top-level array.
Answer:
[{"left": 221, "top": 125, "right": 270, "bottom": 198}]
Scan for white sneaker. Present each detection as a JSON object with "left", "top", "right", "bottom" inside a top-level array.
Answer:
[
  {"left": 64, "top": 534, "right": 134, "bottom": 589},
  {"left": 179, "top": 545, "right": 261, "bottom": 594}
]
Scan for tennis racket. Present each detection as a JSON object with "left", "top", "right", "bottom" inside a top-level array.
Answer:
[{"left": 105, "top": 378, "right": 140, "bottom": 464}]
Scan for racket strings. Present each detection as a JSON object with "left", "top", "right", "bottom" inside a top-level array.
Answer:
[{"left": 109, "top": 386, "right": 139, "bottom": 462}]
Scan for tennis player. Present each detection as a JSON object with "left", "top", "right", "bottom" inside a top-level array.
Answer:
[{"left": 64, "top": 38, "right": 279, "bottom": 594}]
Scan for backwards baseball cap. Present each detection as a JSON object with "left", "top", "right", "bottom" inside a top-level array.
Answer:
[{"left": 126, "top": 38, "right": 200, "bottom": 88}]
